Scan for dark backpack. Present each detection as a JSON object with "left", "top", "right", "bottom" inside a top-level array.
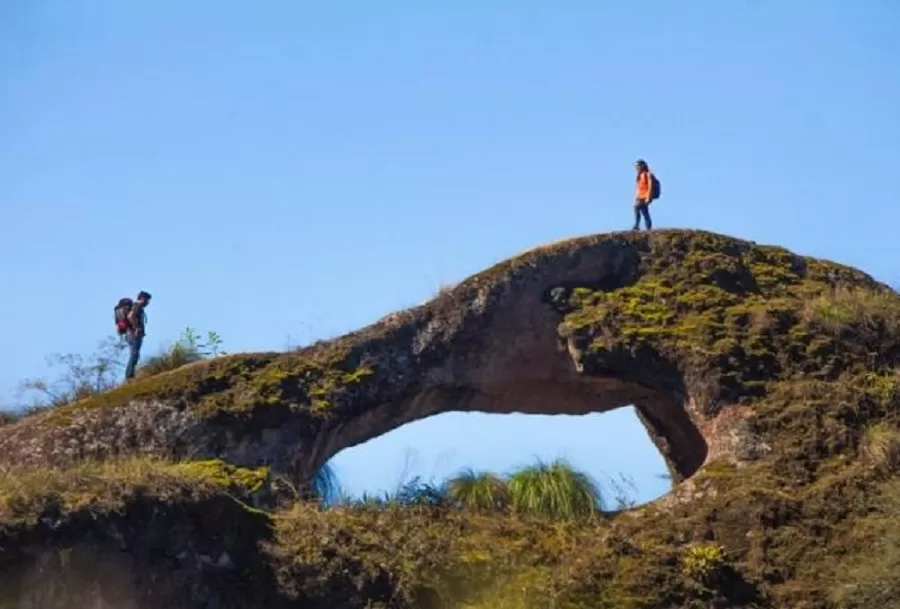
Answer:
[
  {"left": 649, "top": 172, "right": 661, "bottom": 201},
  {"left": 114, "top": 298, "right": 133, "bottom": 335}
]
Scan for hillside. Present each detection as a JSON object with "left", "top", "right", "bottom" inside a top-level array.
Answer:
[{"left": 1, "top": 228, "right": 899, "bottom": 608}]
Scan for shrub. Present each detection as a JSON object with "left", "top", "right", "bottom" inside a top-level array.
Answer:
[
  {"left": 16, "top": 336, "right": 127, "bottom": 408},
  {"left": 682, "top": 542, "right": 726, "bottom": 583},
  {"left": 802, "top": 286, "right": 900, "bottom": 336},
  {"left": 337, "top": 477, "right": 446, "bottom": 509},
  {"left": 0, "top": 411, "right": 20, "bottom": 428},
  {"left": 860, "top": 421, "right": 900, "bottom": 474},
  {"left": 829, "top": 481, "right": 900, "bottom": 608},
  {"left": 506, "top": 458, "right": 604, "bottom": 521},
  {"left": 12, "top": 328, "right": 225, "bottom": 414},
  {"left": 444, "top": 468, "right": 510, "bottom": 512},
  {"left": 136, "top": 327, "right": 225, "bottom": 378},
  {"left": 394, "top": 475, "right": 447, "bottom": 507},
  {"left": 329, "top": 458, "right": 630, "bottom": 521}
]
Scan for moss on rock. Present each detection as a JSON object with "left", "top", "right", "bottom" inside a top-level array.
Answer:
[
  {"left": 53, "top": 349, "right": 375, "bottom": 421},
  {"left": 558, "top": 231, "right": 899, "bottom": 409},
  {"left": 1, "top": 229, "right": 899, "bottom": 608},
  {"left": 0, "top": 457, "right": 270, "bottom": 525}
]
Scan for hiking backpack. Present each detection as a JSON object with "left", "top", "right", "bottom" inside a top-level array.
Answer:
[
  {"left": 649, "top": 172, "right": 661, "bottom": 201},
  {"left": 114, "top": 297, "right": 133, "bottom": 335}
]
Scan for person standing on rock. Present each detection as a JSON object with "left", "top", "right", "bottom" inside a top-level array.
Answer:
[
  {"left": 632, "top": 158, "right": 660, "bottom": 231},
  {"left": 114, "top": 290, "right": 152, "bottom": 381}
]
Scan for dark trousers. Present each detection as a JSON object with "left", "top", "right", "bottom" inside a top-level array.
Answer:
[
  {"left": 633, "top": 200, "right": 652, "bottom": 230},
  {"left": 125, "top": 333, "right": 144, "bottom": 380}
]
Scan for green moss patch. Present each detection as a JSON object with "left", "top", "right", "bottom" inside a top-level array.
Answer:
[
  {"left": 0, "top": 457, "right": 269, "bottom": 525},
  {"left": 559, "top": 231, "right": 900, "bottom": 404},
  {"left": 45, "top": 347, "right": 375, "bottom": 426}
]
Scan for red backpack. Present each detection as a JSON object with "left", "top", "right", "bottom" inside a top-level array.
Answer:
[{"left": 114, "top": 298, "right": 133, "bottom": 335}]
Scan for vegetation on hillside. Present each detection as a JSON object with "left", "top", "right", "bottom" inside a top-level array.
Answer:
[
  {"left": 134, "top": 327, "right": 226, "bottom": 377},
  {"left": 0, "top": 453, "right": 704, "bottom": 609},
  {"left": 4, "top": 329, "right": 652, "bottom": 520},
  {"left": 0, "top": 456, "right": 268, "bottom": 526},
  {"left": 4, "top": 327, "right": 226, "bottom": 421},
  {"left": 2, "top": 231, "right": 900, "bottom": 608},
  {"left": 829, "top": 477, "right": 900, "bottom": 608},
  {"left": 325, "top": 458, "right": 641, "bottom": 519}
]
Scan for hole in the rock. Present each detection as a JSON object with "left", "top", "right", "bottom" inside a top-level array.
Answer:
[{"left": 322, "top": 406, "right": 675, "bottom": 509}]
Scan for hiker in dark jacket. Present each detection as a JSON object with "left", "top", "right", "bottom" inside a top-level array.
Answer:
[{"left": 123, "top": 291, "right": 151, "bottom": 380}]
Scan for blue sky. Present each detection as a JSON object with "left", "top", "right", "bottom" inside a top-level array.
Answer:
[{"left": 1, "top": 1, "right": 898, "bottom": 504}]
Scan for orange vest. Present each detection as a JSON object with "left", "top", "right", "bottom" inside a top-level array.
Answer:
[{"left": 636, "top": 171, "right": 650, "bottom": 199}]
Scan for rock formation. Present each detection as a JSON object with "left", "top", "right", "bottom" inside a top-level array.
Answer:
[{"left": 0, "top": 228, "right": 898, "bottom": 608}]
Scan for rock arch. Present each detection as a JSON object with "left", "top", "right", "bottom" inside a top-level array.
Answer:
[
  {"left": 2, "top": 229, "right": 882, "bottom": 495},
  {"left": 4, "top": 229, "right": 900, "bottom": 609},
  {"left": 308, "top": 270, "right": 709, "bottom": 486}
]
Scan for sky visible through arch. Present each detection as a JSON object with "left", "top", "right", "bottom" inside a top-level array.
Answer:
[
  {"left": 1, "top": 1, "right": 899, "bottom": 503},
  {"left": 327, "top": 408, "right": 673, "bottom": 506}
]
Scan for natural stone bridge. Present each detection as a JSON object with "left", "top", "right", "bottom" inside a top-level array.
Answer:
[
  {"left": 0, "top": 229, "right": 880, "bottom": 494},
  {"left": 3, "top": 228, "right": 898, "bottom": 609}
]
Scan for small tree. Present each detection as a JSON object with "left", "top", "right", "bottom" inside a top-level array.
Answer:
[{"left": 16, "top": 336, "right": 127, "bottom": 409}]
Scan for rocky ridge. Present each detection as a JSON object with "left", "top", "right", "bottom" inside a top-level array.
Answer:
[{"left": 0, "top": 228, "right": 898, "bottom": 608}]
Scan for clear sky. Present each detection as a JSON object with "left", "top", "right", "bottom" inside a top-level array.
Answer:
[{"left": 2, "top": 1, "right": 899, "bottom": 505}]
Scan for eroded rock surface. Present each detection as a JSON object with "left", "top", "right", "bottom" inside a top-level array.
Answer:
[{"left": 0, "top": 229, "right": 887, "bottom": 488}]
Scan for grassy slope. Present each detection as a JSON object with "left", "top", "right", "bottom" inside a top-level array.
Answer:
[{"left": 2, "top": 229, "right": 900, "bottom": 608}]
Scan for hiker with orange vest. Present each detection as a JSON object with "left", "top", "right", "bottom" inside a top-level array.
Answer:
[{"left": 632, "top": 158, "right": 660, "bottom": 231}]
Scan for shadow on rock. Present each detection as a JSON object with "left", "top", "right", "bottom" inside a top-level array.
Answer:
[{"left": 0, "top": 495, "right": 286, "bottom": 609}]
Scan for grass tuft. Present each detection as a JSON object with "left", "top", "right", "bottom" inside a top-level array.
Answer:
[
  {"left": 444, "top": 468, "right": 510, "bottom": 512},
  {"left": 860, "top": 421, "right": 900, "bottom": 474},
  {"left": 506, "top": 458, "right": 604, "bottom": 521}
]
